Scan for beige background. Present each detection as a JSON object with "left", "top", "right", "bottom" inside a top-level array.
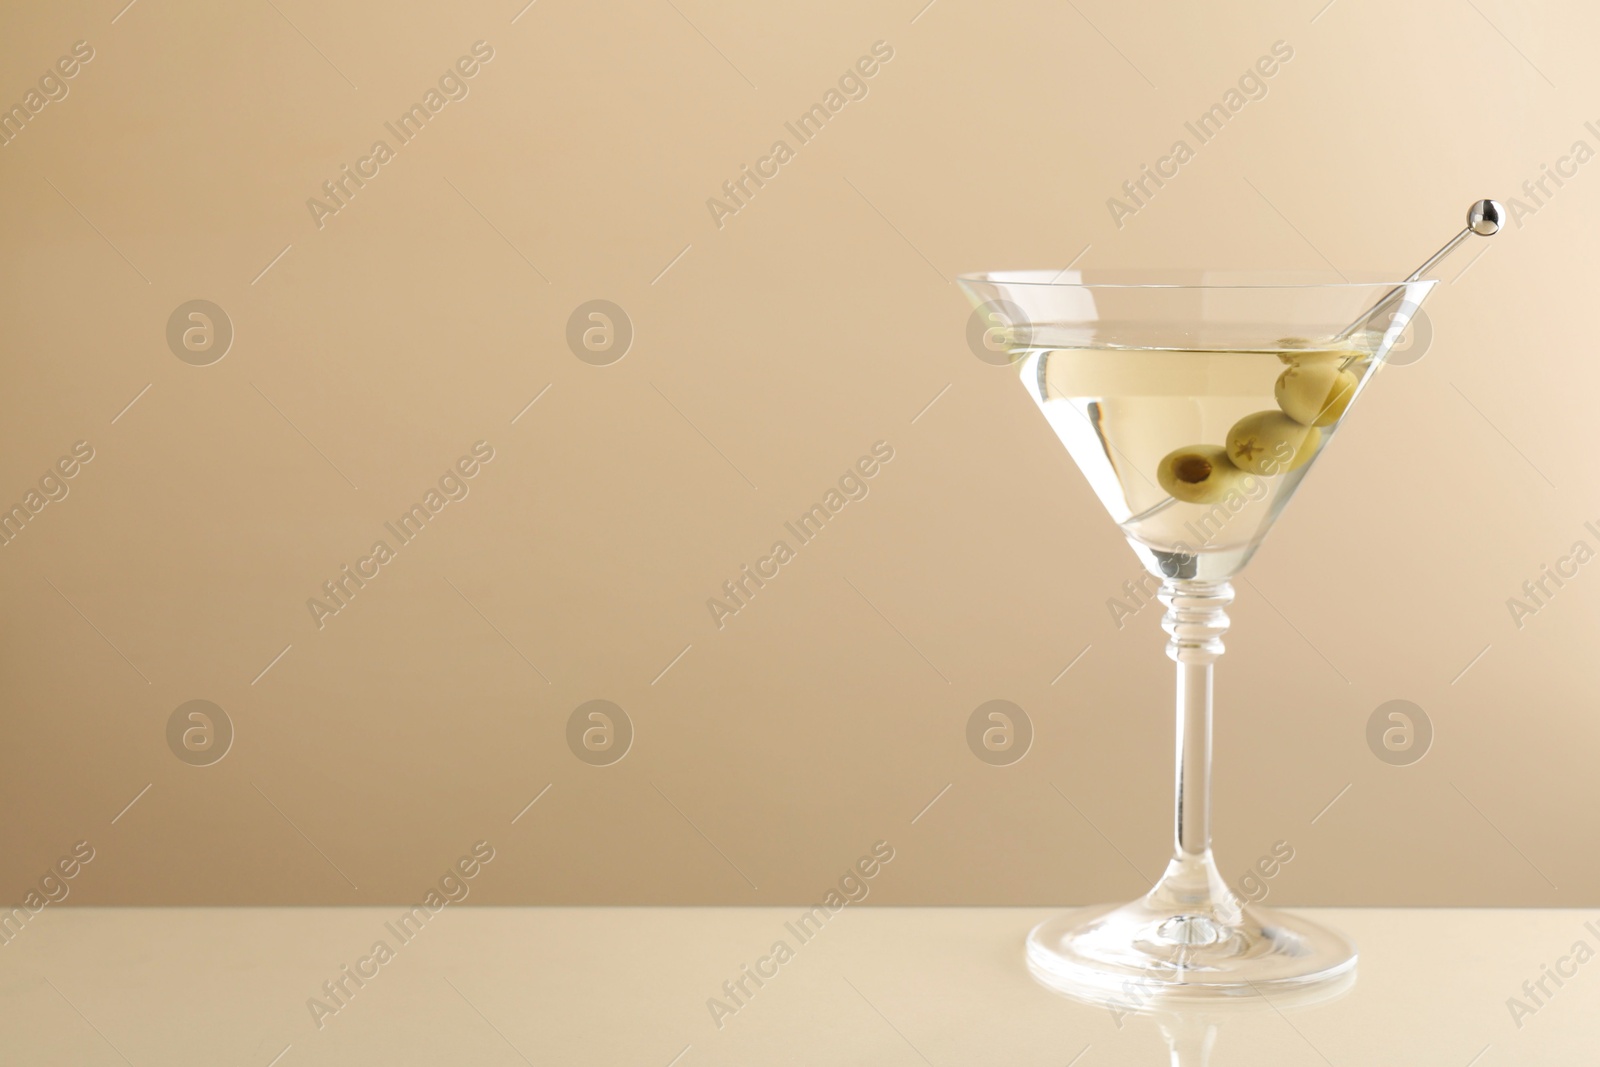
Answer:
[{"left": 0, "top": 0, "right": 1594, "bottom": 907}]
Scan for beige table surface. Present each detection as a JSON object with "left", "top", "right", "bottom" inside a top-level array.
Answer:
[{"left": 0, "top": 906, "right": 1593, "bottom": 1064}]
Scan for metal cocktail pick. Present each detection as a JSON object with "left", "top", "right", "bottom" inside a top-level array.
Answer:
[
  {"left": 1412, "top": 198, "right": 1504, "bottom": 277},
  {"left": 1127, "top": 200, "right": 1505, "bottom": 527},
  {"left": 1338, "top": 198, "right": 1504, "bottom": 340}
]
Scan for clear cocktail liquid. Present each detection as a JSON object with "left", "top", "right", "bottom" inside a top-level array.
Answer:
[{"left": 1016, "top": 339, "right": 1375, "bottom": 578}]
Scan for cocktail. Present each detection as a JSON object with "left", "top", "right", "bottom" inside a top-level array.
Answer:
[{"left": 959, "top": 203, "right": 1500, "bottom": 999}]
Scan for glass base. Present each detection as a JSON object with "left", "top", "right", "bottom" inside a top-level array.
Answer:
[{"left": 1027, "top": 858, "right": 1356, "bottom": 1004}]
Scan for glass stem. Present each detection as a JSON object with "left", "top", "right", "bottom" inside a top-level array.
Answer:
[{"left": 1159, "top": 579, "right": 1233, "bottom": 865}]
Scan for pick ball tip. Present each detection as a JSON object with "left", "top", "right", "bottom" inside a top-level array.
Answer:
[{"left": 1469, "top": 199, "right": 1504, "bottom": 236}]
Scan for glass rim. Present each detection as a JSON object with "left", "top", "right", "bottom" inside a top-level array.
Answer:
[{"left": 956, "top": 269, "right": 1436, "bottom": 290}]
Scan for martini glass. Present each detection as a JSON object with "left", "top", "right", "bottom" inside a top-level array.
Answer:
[{"left": 957, "top": 268, "right": 1435, "bottom": 999}]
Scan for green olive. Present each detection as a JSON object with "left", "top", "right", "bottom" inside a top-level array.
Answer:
[
  {"left": 1156, "top": 444, "right": 1246, "bottom": 504},
  {"left": 1225, "top": 411, "right": 1320, "bottom": 475},
  {"left": 1275, "top": 363, "right": 1358, "bottom": 426}
]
